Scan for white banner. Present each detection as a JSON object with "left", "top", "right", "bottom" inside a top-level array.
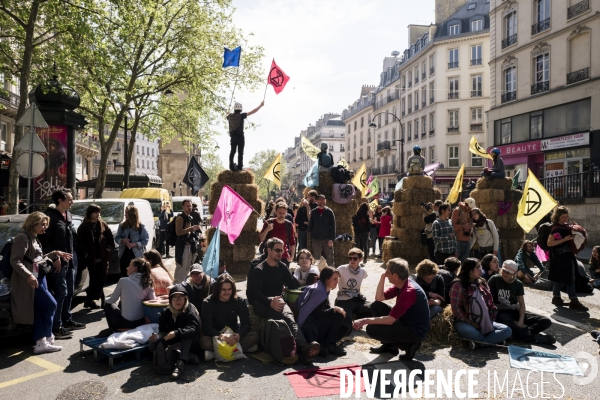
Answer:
[
  {"left": 541, "top": 132, "right": 589, "bottom": 151},
  {"left": 508, "top": 346, "right": 583, "bottom": 376}
]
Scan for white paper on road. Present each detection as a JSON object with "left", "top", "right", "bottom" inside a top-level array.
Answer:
[{"left": 508, "top": 345, "right": 583, "bottom": 376}]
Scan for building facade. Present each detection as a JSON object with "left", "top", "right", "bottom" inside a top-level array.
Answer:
[{"left": 133, "top": 133, "right": 160, "bottom": 176}]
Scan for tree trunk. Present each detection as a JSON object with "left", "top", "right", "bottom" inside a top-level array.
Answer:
[{"left": 93, "top": 112, "right": 124, "bottom": 198}]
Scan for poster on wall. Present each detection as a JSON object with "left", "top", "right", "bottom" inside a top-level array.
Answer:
[{"left": 35, "top": 125, "right": 68, "bottom": 202}]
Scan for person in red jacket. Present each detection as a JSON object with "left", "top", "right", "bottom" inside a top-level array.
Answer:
[{"left": 378, "top": 206, "right": 392, "bottom": 253}]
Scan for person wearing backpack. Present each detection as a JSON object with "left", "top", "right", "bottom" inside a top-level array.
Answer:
[
  {"left": 158, "top": 203, "right": 174, "bottom": 258},
  {"left": 413, "top": 260, "right": 445, "bottom": 319},
  {"left": 259, "top": 202, "right": 296, "bottom": 266},
  {"left": 468, "top": 208, "right": 499, "bottom": 260},
  {"left": 173, "top": 200, "right": 202, "bottom": 283},
  {"left": 115, "top": 206, "right": 149, "bottom": 278},
  {"left": 11, "top": 212, "right": 72, "bottom": 354}
]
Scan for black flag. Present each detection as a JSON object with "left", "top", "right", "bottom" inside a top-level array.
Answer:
[{"left": 183, "top": 157, "right": 209, "bottom": 196}]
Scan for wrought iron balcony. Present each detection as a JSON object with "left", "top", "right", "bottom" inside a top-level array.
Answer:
[
  {"left": 448, "top": 62, "right": 459, "bottom": 69},
  {"left": 471, "top": 90, "right": 482, "bottom": 97},
  {"left": 501, "top": 91, "right": 517, "bottom": 103},
  {"left": 567, "top": 67, "right": 589, "bottom": 85},
  {"left": 402, "top": 111, "right": 406, "bottom": 117},
  {"left": 531, "top": 18, "right": 550, "bottom": 35},
  {"left": 568, "top": 0, "right": 589, "bottom": 20},
  {"left": 470, "top": 123, "right": 483, "bottom": 131},
  {"left": 382, "top": 165, "right": 398, "bottom": 175},
  {"left": 408, "top": 108, "right": 412, "bottom": 114},
  {"left": 414, "top": 104, "right": 419, "bottom": 111},
  {"left": 429, "top": 129, "right": 435, "bottom": 136},
  {"left": 531, "top": 81, "right": 550, "bottom": 95},
  {"left": 0, "top": 91, "right": 20, "bottom": 110},
  {"left": 372, "top": 167, "right": 382, "bottom": 175},
  {"left": 377, "top": 141, "right": 391, "bottom": 152},
  {"left": 470, "top": 59, "right": 482, "bottom": 66},
  {"left": 422, "top": 101, "right": 426, "bottom": 108},
  {"left": 408, "top": 81, "right": 412, "bottom": 88},
  {"left": 422, "top": 72, "right": 426, "bottom": 80},
  {"left": 430, "top": 97, "right": 434, "bottom": 104},
  {"left": 421, "top": 132, "right": 427, "bottom": 139},
  {"left": 415, "top": 76, "right": 419, "bottom": 84},
  {"left": 430, "top": 67, "right": 435, "bottom": 75},
  {"left": 448, "top": 92, "right": 459, "bottom": 99},
  {"left": 502, "top": 34, "right": 517, "bottom": 49},
  {"left": 448, "top": 126, "right": 459, "bottom": 132}
]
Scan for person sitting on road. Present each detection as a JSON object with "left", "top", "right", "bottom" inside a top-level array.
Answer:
[
  {"left": 450, "top": 258, "right": 512, "bottom": 350},
  {"left": 514, "top": 240, "right": 546, "bottom": 285},
  {"left": 488, "top": 260, "right": 555, "bottom": 345},
  {"left": 480, "top": 254, "right": 500, "bottom": 281},
  {"left": 353, "top": 258, "right": 430, "bottom": 361},
  {"left": 413, "top": 260, "right": 446, "bottom": 319},
  {"left": 334, "top": 247, "right": 372, "bottom": 332},
  {"left": 293, "top": 249, "right": 320, "bottom": 286},
  {"left": 246, "top": 237, "right": 321, "bottom": 364},
  {"left": 438, "top": 256, "right": 461, "bottom": 303},
  {"left": 296, "top": 267, "right": 350, "bottom": 358},
  {"left": 144, "top": 249, "right": 174, "bottom": 297},
  {"left": 181, "top": 263, "right": 214, "bottom": 313},
  {"left": 201, "top": 274, "right": 258, "bottom": 360},
  {"left": 104, "top": 258, "right": 156, "bottom": 332},
  {"left": 590, "top": 245, "right": 600, "bottom": 289},
  {"left": 149, "top": 284, "right": 200, "bottom": 379}
]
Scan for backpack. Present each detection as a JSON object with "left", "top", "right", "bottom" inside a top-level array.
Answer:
[
  {"left": 332, "top": 183, "right": 356, "bottom": 204},
  {"left": 536, "top": 222, "right": 552, "bottom": 252},
  {"left": 0, "top": 237, "right": 33, "bottom": 280},
  {"left": 260, "top": 319, "right": 297, "bottom": 365},
  {"left": 330, "top": 166, "right": 349, "bottom": 184},
  {"left": 165, "top": 215, "right": 184, "bottom": 247},
  {"left": 258, "top": 218, "right": 292, "bottom": 255}
]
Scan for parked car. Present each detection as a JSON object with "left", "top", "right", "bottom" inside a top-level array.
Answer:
[
  {"left": 70, "top": 199, "right": 156, "bottom": 275},
  {"left": 0, "top": 214, "right": 89, "bottom": 338}
]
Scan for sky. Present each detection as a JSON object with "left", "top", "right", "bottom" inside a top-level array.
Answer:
[{"left": 215, "top": 0, "right": 436, "bottom": 167}]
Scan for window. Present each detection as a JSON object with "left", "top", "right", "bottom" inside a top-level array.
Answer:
[
  {"left": 392, "top": 128, "right": 396, "bottom": 140},
  {"left": 0, "top": 122, "right": 6, "bottom": 151},
  {"left": 471, "top": 75, "right": 482, "bottom": 97},
  {"left": 429, "top": 54, "right": 435, "bottom": 75},
  {"left": 429, "top": 82, "right": 434, "bottom": 103},
  {"left": 448, "top": 146, "right": 459, "bottom": 167},
  {"left": 430, "top": 113, "right": 435, "bottom": 131},
  {"left": 536, "top": 0, "right": 550, "bottom": 24},
  {"left": 503, "top": 11, "right": 517, "bottom": 48},
  {"left": 503, "top": 66, "right": 517, "bottom": 102},
  {"left": 467, "top": 3, "right": 477, "bottom": 11},
  {"left": 360, "top": 117, "right": 364, "bottom": 128},
  {"left": 354, "top": 121, "right": 357, "bottom": 131},
  {"left": 448, "top": 49, "right": 459, "bottom": 68},
  {"left": 531, "top": 111, "right": 543, "bottom": 139},
  {"left": 471, "top": 108, "right": 483, "bottom": 123},
  {"left": 449, "top": 24, "right": 460, "bottom": 35},
  {"left": 421, "top": 117, "right": 426, "bottom": 134},
  {"left": 152, "top": 148, "right": 154, "bottom": 156},
  {"left": 142, "top": 147, "right": 145, "bottom": 155},
  {"left": 385, "top": 112, "right": 389, "bottom": 125},
  {"left": 367, "top": 147, "right": 371, "bottom": 159},
  {"left": 449, "top": 77, "right": 459, "bottom": 99},
  {"left": 408, "top": 122, "right": 412, "bottom": 141},
  {"left": 415, "top": 92, "right": 419, "bottom": 110},
  {"left": 449, "top": 110, "right": 459, "bottom": 128},
  {"left": 137, "top": 159, "right": 139, "bottom": 168},
  {"left": 471, "top": 19, "right": 483, "bottom": 31},
  {"left": 535, "top": 53, "right": 549, "bottom": 83},
  {"left": 472, "top": 152, "right": 483, "bottom": 167},
  {"left": 136, "top": 145, "right": 139, "bottom": 154},
  {"left": 347, "top": 125, "right": 351, "bottom": 134},
  {"left": 501, "top": 118, "right": 512, "bottom": 144},
  {"left": 430, "top": 147, "right": 435, "bottom": 162},
  {"left": 415, "top": 120, "right": 419, "bottom": 139},
  {"left": 470, "top": 45, "right": 482, "bottom": 66}
]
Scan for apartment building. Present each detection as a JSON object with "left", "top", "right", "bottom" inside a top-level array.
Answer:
[
  {"left": 134, "top": 133, "right": 160, "bottom": 176},
  {"left": 487, "top": 0, "right": 600, "bottom": 186}
]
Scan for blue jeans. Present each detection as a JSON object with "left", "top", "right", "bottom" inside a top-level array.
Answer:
[
  {"left": 457, "top": 241, "right": 471, "bottom": 262},
  {"left": 33, "top": 276, "right": 57, "bottom": 341},
  {"left": 454, "top": 320, "right": 512, "bottom": 345},
  {"left": 49, "top": 263, "right": 75, "bottom": 329},
  {"left": 297, "top": 230, "right": 308, "bottom": 252},
  {"left": 553, "top": 282, "right": 577, "bottom": 298},
  {"left": 429, "top": 305, "right": 443, "bottom": 319}
]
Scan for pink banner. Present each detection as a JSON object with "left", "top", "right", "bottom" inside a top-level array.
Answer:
[
  {"left": 488, "top": 140, "right": 542, "bottom": 156},
  {"left": 35, "top": 125, "right": 68, "bottom": 201},
  {"left": 211, "top": 185, "right": 254, "bottom": 244}
]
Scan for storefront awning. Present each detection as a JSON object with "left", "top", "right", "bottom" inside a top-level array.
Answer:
[{"left": 76, "top": 173, "right": 163, "bottom": 189}]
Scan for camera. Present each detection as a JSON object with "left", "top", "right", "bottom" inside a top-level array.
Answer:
[{"left": 421, "top": 202, "right": 433, "bottom": 210}]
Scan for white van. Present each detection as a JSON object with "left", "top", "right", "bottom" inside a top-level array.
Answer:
[
  {"left": 70, "top": 199, "right": 156, "bottom": 275},
  {"left": 171, "top": 196, "right": 205, "bottom": 220}
]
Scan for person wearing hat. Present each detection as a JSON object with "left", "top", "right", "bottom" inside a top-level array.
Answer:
[
  {"left": 406, "top": 146, "right": 425, "bottom": 176},
  {"left": 226, "top": 101, "right": 265, "bottom": 171},
  {"left": 451, "top": 197, "right": 476, "bottom": 262},
  {"left": 487, "top": 260, "right": 555, "bottom": 345},
  {"left": 149, "top": 284, "right": 201, "bottom": 379},
  {"left": 181, "top": 263, "right": 214, "bottom": 313},
  {"left": 482, "top": 148, "right": 506, "bottom": 180},
  {"left": 308, "top": 194, "right": 336, "bottom": 266}
]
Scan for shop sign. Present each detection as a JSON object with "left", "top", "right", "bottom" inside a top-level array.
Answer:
[
  {"left": 491, "top": 140, "right": 541, "bottom": 156},
  {"left": 0, "top": 160, "right": 9, "bottom": 170},
  {"left": 541, "top": 132, "right": 589, "bottom": 151}
]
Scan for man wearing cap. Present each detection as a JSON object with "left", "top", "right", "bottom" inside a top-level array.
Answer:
[
  {"left": 482, "top": 148, "right": 506, "bottom": 180},
  {"left": 181, "top": 264, "right": 215, "bottom": 312},
  {"left": 308, "top": 194, "right": 336, "bottom": 266},
  {"left": 226, "top": 101, "right": 265, "bottom": 171},
  {"left": 451, "top": 197, "right": 476, "bottom": 262},
  {"left": 407, "top": 146, "right": 425, "bottom": 176},
  {"left": 488, "top": 260, "right": 555, "bottom": 345}
]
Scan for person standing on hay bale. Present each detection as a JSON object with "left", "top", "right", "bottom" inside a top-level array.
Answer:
[
  {"left": 451, "top": 197, "right": 476, "bottom": 262},
  {"left": 246, "top": 238, "right": 321, "bottom": 364},
  {"left": 413, "top": 260, "right": 446, "bottom": 319},
  {"left": 438, "top": 257, "right": 461, "bottom": 303},
  {"left": 449, "top": 258, "right": 512, "bottom": 350},
  {"left": 174, "top": 200, "right": 202, "bottom": 284},
  {"left": 353, "top": 258, "right": 430, "bottom": 361},
  {"left": 295, "top": 190, "right": 318, "bottom": 253},
  {"left": 514, "top": 240, "right": 546, "bottom": 285},
  {"left": 488, "top": 260, "right": 555, "bottom": 345},
  {"left": 480, "top": 254, "right": 500, "bottom": 281},
  {"left": 432, "top": 204, "right": 457, "bottom": 265},
  {"left": 469, "top": 208, "right": 499, "bottom": 260},
  {"left": 481, "top": 148, "right": 505, "bottom": 180},
  {"left": 226, "top": 101, "right": 264, "bottom": 171},
  {"left": 308, "top": 194, "right": 336, "bottom": 266},
  {"left": 259, "top": 202, "right": 296, "bottom": 266},
  {"left": 335, "top": 247, "right": 372, "bottom": 334},
  {"left": 407, "top": 145, "right": 425, "bottom": 176}
]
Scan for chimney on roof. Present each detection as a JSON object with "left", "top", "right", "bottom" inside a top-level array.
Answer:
[{"left": 435, "top": 0, "right": 469, "bottom": 24}]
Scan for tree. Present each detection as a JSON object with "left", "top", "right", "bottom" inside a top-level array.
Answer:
[
  {"left": 249, "top": 149, "right": 287, "bottom": 202},
  {"left": 200, "top": 151, "right": 225, "bottom": 200}
]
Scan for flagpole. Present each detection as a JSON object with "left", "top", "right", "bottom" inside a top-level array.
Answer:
[
  {"left": 228, "top": 68, "right": 241, "bottom": 111},
  {"left": 262, "top": 81, "right": 269, "bottom": 101}
]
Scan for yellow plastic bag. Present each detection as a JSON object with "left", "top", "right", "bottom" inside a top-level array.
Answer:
[{"left": 212, "top": 326, "right": 247, "bottom": 362}]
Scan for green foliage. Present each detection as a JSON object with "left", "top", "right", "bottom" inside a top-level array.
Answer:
[
  {"left": 201, "top": 151, "right": 225, "bottom": 199},
  {"left": 249, "top": 149, "right": 287, "bottom": 201}
]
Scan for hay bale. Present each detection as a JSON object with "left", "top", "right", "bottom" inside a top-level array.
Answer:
[
  {"left": 394, "top": 190, "right": 402, "bottom": 202},
  {"left": 425, "top": 305, "right": 455, "bottom": 344},
  {"left": 470, "top": 189, "right": 505, "bottom": 204},
  {"left": 402, "top": 175, "right": 433, "bottom": 189},
  {"left": 392, "top": 228, "right": 421, "bottom": 243},
  {"left": 207, "top": 229, "right": 259, "bottom": 246},
  {"left": 319, "top": 170, "right": 336, "bottom": 198},
  {"left": 243, "top": 213, "right": 260, "bottom": 233},
  {"left": 479, "top": 203, "right": 499, "bottom": 218},
  {"left": 394, "top": 203, "right": 422, "bottom": 217},
  {"left": 217, "top": 170, "right": 255, "bottom": 184},
  {"left": 500, "top": 239, "right": 523, "bottom": 260},
  {"left": 233, "top": 244, "right": 257, "bottom": 263},
  {"left": 219, "top": 244, "right": 234, "bottom": 261},
  {"left": 499, "top": 228, "right": 524, "bottom": 241},
  {"left": 504, "top": 189, "right": 523, "bottom": 204},
  {"left": 400, "top": 188, "right": 439, "bottom": 204},
  {"left": 382, "top": 239, "right": 402, "bottom": 263},
  {"left": 334, "top": 241, "right": 354, "bottom": 267},
  {"left": 248, "top": 305, "right": 267, "bottom": 334},
  {"left": 226, "top": 260, "right": 252, "bottom": 276},
  {"left": 475, "top": 177, "right": 512, "bottom": 190},
  {"left": 395, "top": 215, "right": 423, "bottom": 230},
  {"left": 493, "top": 215, "right": 509, "bottom": 229},
  {"left": 433, "top": 188, "right": 442, "bottom": 200}
]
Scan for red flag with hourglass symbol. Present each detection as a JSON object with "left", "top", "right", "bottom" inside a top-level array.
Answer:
[{"left": 268, "top": 59, "right": 290, "bottom": 94}]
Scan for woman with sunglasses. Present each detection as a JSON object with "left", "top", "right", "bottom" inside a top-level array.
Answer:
[
  {"left": 293, "top": 249, "right": 320, "bottom": 286},
  {"left": 334, "top": 248, "right": 371, "bottom": 333},
  {"left": 115, "top": 206, "right": 149, "bottom": 277}
]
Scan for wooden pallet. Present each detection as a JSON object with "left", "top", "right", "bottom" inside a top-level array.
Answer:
[{"left": 79, "top": 336, "right": 151, "bottom": 371}]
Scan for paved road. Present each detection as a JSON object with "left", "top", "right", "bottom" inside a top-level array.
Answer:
[{"left": 1, "top": 258, "right": 599, "bottom": 399}]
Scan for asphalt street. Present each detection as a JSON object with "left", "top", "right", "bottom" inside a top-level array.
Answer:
[{"left": 1, "top": 257, "right": 599, "bottom": 400}]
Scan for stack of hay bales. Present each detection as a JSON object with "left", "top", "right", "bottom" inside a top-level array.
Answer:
[
  {"left": 470, "top": 177, "right": 524, "bottom": 260},
  {"left": 383, "top": 175, "right": 441, "bottom": 267},
  {"left": 206, "top": 170, "right": 263, "bottom": 275}
]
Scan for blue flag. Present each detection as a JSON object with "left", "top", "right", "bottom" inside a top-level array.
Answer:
[
  {"left": 223, "top": 46, "right": 241, "bottom": 68},
  {"left": 303, "top": 160, "right": 319, "bottom": 188},
  {"left": 204, "top": 228, "right": 221, "bottom": 279}
]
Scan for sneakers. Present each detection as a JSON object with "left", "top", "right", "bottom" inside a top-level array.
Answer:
[
  {"left": 46, "top": 335, "right": 55, "bottom": 345},
  {"left": 204, "top": 350, "right": 215, "bottom": 361},
  {"left": 551, "top": 296, "right": 565, "bottom": 306},
  {"left": 63, "top": 320, "right": 86, "bottom": 330},
  {"left": 590, "top": 330, "right": 600, "bottom": 340},
  {"left": 52, "top": 327, "right": 73, "bottom": 339},
  {"left": 171, "top": 360, "right": 184, "bottom": 380},
  {"left": 534, "top": 333, "right": 557, "bottom": 345},
  {"left": 369, "top": 344, "right": 399, "bottom": 356},
  {"left": 301, "top": 341, "right": 321, "bottom": 364},
  {"left": 400, "top": 342, "right": 421, "bottom": 360},
  {"left": 463, "top": 340, "right": 481, "bottom": 351},
  {"left": 83, "top": 300, "right": 100, "bottom": 309},
  {"left": 568, "top": 298, "right": 589, "bottom": 311},
  {"left": 246, "top": 344, "right": 258, "bottom": 353},
  {"left": 33, "top": 338, "right": 62, "bottom": 354}
]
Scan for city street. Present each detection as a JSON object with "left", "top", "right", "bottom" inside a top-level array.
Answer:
[{"left": 1, "top": 257, "right": 598, "bottom": 400}]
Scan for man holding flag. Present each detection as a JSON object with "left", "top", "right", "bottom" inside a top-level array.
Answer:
[{"left": 226, "top": 101, "right": 265, "bottom": 171}]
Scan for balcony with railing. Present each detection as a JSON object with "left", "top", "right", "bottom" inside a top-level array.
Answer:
[
  {"left": 470, "top": 59, "right": 482, "bottom": 66},
  {"left": 342, "top": 97, "right": 374, "bottom": 120},
  {"left": 531, "top": 81, "right": 549, "bottom": 95},
  {"left": 501, "top": 91, "right": 516, "bottom": 103},
  {"left": 402, "top": 111, "right": 406, "bottom": 117},
  {"left": 377, "top": 141, "right": 391, "bottom": 152},
  {"left": 448, "top": 126, "right": 459, "bottom": 133},
  {"left": 541, "top": 170, "right": 600, "bottom": 200},
  {"left": 408, "top": 107, "right": 412, "bottom": 114},
  {"left": 470, "top": 123, "right": 483, "bottom": 131},
  {"left": 448, "top": 62, "right": 459, "bottom": 69},
  {"left": 430, "top": 67, "right": 435, "bottom": 75},
  {"left": 422, "top": 101, "right": 426, "bottom": 108},
  {"left": 567, "top": 67, "right": 589, "bottom": 85},
  {"left": 422, "top": 72, "right": 426, "bottom": 80},
  {"left": 415, "top": 76, "right": 419, "bottom": 84},
  {"left": 414, "top": 104, "right": 419, "bottom": 111},
  {"left": 374, "top": 91, "right": 400, "bottom": 110},
  {"left": 568, "top": 0, "right": 590, "bottom": 20},
  {"left": 408, "top": 81, "right": 412, "bottom": 88},
  {"left": 0, "top": 91, "right": 20, "bottom": 116},
  {"left": 531, "top": 18, "right": 550, "bottom": 35},
  {"left": 448, "top": 92, "right": 459, "bottom": 99},
  {"left": 471, "top": 90, "right": 482, "bottom": 97},
  {"left": 502, "top": 34, "right": 517, "bottom": 49},
  {"left": 429, "top": 129, "right": 435, "bottom": 136},
  {"left": 430, "top": 97, "right": 434, "bottom": 104},
  {"left": 421, "top": 132, "right": 427, "bottom": 139},
  {"left": 371, "top": 167, "right": 381, "bottom": 175}
]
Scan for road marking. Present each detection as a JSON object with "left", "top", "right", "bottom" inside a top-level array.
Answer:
[{"left": 0, "top": 350, "right": 63, "bottom": 389}]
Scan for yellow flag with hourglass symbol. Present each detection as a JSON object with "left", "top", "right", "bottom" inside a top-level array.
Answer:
[
  {"left": 469, "top": 136, "right": 494, "bottom": 160},
  {"left": 517, "top": 169, "right": 558, "bottom": 232},
  {"left": 351, "top": 163, "right": 367, "bottom": 196},
  {"left": 263, "top": 153, "right": 282, "bottom": 188},
  {"left": 446, "top": 163, "right": 465, "bottom": 204}
]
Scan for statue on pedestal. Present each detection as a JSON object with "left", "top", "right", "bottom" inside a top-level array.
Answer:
[
  {"left": 317, "top": 142, "right": 334, "bottom": 169},
  {"left": 407, "top": 145, "right": 425, "bottom": 176}
]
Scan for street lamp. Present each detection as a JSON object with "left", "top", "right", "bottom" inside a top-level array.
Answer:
[
  {"left": 118, "top": 103, "right": 135, "bottom": 189},
  {"left": 369, "top": 111, "right": 405, "bottom": 174}
]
